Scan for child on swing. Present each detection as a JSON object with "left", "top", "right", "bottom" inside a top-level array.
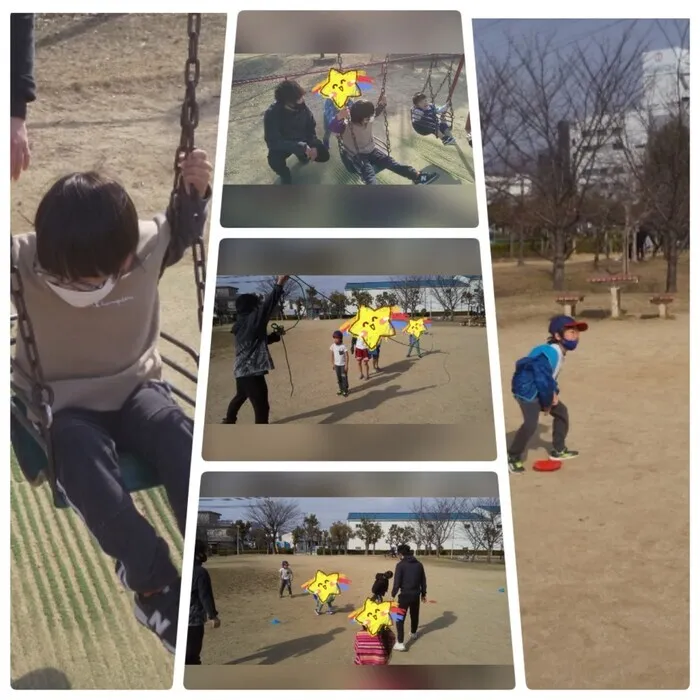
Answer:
[
  {"left": 329, "top": 97, "right": 439, "bottom": 186},
  {"left": 11, "top": 149, "right": 212, "bottom": 654},
  {"left": 411, "top": 92, "right": 457, "bottom": 145}
]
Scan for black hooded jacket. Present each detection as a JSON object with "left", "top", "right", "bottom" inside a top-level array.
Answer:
[
  {"left": 371, "top": 573, "right": 390, "bottom": 598},
  {"left": 391, "top": 555, "right": 427, "bottom": 599},
  {"left": 232, "top": 284, "right": 285, "bottom": 379},
  {"left": 190, "top": 562, "right": 218, "bottom": 627},
  {"left": 11, "top": 14, "right": 36, "bottom": 120},
  {"left": 263, "top": 101, "right": 318, "bottom": 157}
]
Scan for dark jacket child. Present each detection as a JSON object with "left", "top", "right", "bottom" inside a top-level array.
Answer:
[
  {"left": 264, "top": 80, "right": 330, "bottom": 184},
  {"left": 507, "top": 314, "right": 588, "bottom": 473},
  {"left": 371, "top": 571, "right": 394, "bottom": 603},
  {"left": 187, "top": 540, "right": 220, "bottom": 664},
  {"left": 11, "top": 150, "right": 213, "bottom": 654},
  {"left": 224, "top": 275, "right": 290, "bottom": 424}
]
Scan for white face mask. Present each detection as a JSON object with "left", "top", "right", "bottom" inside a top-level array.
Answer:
[{"left": 45, "top": 277, "right": 117, "bottom": 308}]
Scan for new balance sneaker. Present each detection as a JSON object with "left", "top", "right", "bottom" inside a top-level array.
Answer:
[
  {"left": 508, "top": 456, "right": 525, "bottom": 474},
  {"left": 551, "top": 448, "right": 579, "bottom": 460},
  {"left": 415, "top": 172, "right": 440, "bottom": 185},
  {"left": 442, "top": 136, "right": 457, "bottom": 145},
  {"left": 133, "top": 579, "right": 181, "bottom": 654}
]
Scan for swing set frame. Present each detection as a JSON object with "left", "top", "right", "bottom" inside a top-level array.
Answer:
[{"left": 9, "top": 13, "right": 207, "bottom": 509}]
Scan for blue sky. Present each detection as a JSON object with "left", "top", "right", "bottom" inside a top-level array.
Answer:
[
  {"left": 217, "top": 275, "right": 403, "bottom": 297},
  {"left": 472, "top": 19, "right": 689, "bottom": 59},
  {"left": 199, "top": 497, "right": 481, "bottom": 529}
]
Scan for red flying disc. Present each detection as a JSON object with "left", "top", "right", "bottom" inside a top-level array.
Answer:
[
  {"left": 427, "top": 599, "right": 437, "bottom": 604},
  {"left": 532, "top": 459, "right": 562, "bottom": 472}
]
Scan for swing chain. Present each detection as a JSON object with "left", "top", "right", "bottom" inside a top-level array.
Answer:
[
  {"left": 10, "top": 250, "right": 54, "bottom": 428},
  {"left": 171, "top": 12, "right": 206, "bottom": 332},
  {"left": 336, "top": 52, "right": 343, "bottom": 72},
  {"left": 380, "top": 54, "right": 391, "bottom": 156}
]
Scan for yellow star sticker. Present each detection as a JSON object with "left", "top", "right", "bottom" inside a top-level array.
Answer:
[
  {"left": 319, "top": 68, "right": 362, "bottom": 109},
  {"left": 351, "top": 598, "right": 393, "bottom": 636},
  {"left": 305, "top": 570, "right": 340, "bottom": 603},
  {"left": 404, "top": 318, "right": 427, "bottom": 338},
  {"left": 348, "top": 306, "right": 395, "bottom": 350}
]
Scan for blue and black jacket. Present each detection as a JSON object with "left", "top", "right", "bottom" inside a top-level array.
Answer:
[{"left": 511, "top": 343, "right": 562, "bottom": 408}]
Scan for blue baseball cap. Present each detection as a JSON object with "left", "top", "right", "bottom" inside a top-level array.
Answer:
[{"left": 548, "top": 315, "right": 588, "bottom": 335}]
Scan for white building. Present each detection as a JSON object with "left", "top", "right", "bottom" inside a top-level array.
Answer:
[
  {"left": 642, "top": 47, "right": 690, "bottom": 116},
  {"left": 345, "top": 509, "right": 501, "bottom": 553},
  {"left": 485, "top": 174, "right": 533, "bottom": 203}
]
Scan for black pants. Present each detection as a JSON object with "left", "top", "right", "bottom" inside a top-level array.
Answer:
[
  {"left": 267, "top": 139, "right": 330, "bottom": 184},
  {"left": 356, "top": 148, "right": 419, "bottom": 185},
  {"left": 51, "top": 381, "right": 191, "bottom": 593},
  {"left": 413, "top": 122, "right": 449, "bottom": 137},
  {"left": 226, "top": 375, "right": 270, "bottom": 424},
  {"left": 279, "top": 579, "right": 292, "bottom": 596},
  {"left": 395, "top": 593, "right": 421, "bottom": 643},
  {"left": 334, "top": 365, "right": 349, "bottom": 392},
  {"left": 508, "top": 398, "right": 569, "bottom": 460},
  {"left": 186, "top": 624, "right": 205, "bottom": 664}
]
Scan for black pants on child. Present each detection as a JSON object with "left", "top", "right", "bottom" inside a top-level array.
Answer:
[
  {"left": 267, "top": 139, "right": 330, "bottom": 184},
  {"left": 395, "top": 593, "right": 421, "bottom": 643},
  {"left": 185, "top": 624, "right": 205, "bottom": 664},
  {"left": 508, "top": 398, "right": 569, "bottom": 459},
  {"left": 226, "top": 374, "right": 270, "bottom": 424},
  {"left": 51, "top": 380, "right": 190, "bottom": 594},
  {"left": 413, "top": 122, "right": 449, "bottom": 137},
  {"left": 279, "top": 579, "right": 292, "bottom": 596},
  {"left": 355, "top": 148, "right": 419, "bottom": 185},
  {"left": 334, "top": 365, "right": 349, "bottom": 393}
]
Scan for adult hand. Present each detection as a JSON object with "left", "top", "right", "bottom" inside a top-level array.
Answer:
[
  {"left": 10, "top": 117, "right": 30, "bottom": 181},
  {"left": 209, "top": 617, "right": 221, "bottom": 629},
  {"left": 307, "top": 146, "right": 318, "bottom": 161},
  {"left": 276, "top": 275, "right": 290, "bottom": 286},
  {"left": 421, "top": 595, "right": 427, "bottom": 603},
  {"left": 179, "top": 148, "right": 212, "bottom": 197}
]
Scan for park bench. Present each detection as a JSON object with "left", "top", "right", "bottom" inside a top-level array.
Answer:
[
  {"left": 588, "top": 275, "right": 639, "bottom": 319},
  {"left": 555, "top": 294, "right": 584, "bottom": 317},
  {"left": 649, "top": 295, "right": 674, "bottom": 319}
]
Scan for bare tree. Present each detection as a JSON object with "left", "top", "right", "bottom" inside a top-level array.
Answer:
[
  {"left": 478, "top": 25, "right": 649, "bottom": 289},
  {"left": 246, "top": 498, "right": 301, "bottom": 554},
  {"left": 411, "top": 498, "right": 467, "bottom": 558},
  {"left": 355, "top": 518, "right": 382, "bottom": 555},
  {"left": 430, "top": 276, "right": 464, "bottom": 321},
  {"left": 466, "top": 498, "right": 503, "bottom": 563},
  {"left": 391, "top": 276, "right": 423, "bottom": 316},
  {"left": 257, "top": 276, "right": 296, "bottom": 319}
]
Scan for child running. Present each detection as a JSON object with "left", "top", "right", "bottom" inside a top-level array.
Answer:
[
  {"left": 353, "top": 334, "right": 371, "bottom": 380},
  {"left": 411, "top": 92, "right": 456, "bottom": 145},
  {"left": 508, "top": 314, "right": 588, "bottom": 473},
  {"left": 368, "top": 338, "right": 382, "bottom": 372},
  {"left": 314, "top": 593, "right": 337, "bottom": 615},
  {"left": 371, "top": 571, "right": 394, "bottom": 603},
  {"left": 279, "top": 560, "right": 293, "bottom": 597},
  {"left": 404, "top": 326, "right": 424, "bottom": 358},
  {"left": 330, "top": 330, "right": 350, "bottom": 397},
  {"left": 11, "top": 149, "right": 213, "bottom": 653},
  {"left": 329, "top": 97, "right": 439, "bottom": 186}
]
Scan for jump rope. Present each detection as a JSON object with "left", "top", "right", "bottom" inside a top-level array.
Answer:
[{"left": 264, "top": 275, "right": 454, "bottom": 398}]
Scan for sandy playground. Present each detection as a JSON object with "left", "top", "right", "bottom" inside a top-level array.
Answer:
[
  {"left": 10, "top": 13, "right": 226, "bottom": 689},
  {"left": 197, "top": 554, "right": 512, "bottom": 667},
  {"left": 203, "top": 319, "right": 495, "bottom": 432},
  {"left": 225, "top": 54, "right": 474, "bottom": 187},
  {"left": 493, "top": 257, "right": 690, "bottom": 689}
]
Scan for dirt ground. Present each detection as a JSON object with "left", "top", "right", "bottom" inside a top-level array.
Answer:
[
  {"left": 197, "top": 554, "right": 512, "bottom": 669},
  {"left": 225, "top": 54, "right": 474, "bottom": 186},
  {"left": 493, "top": 256, "right": 690, "bottom": 689},
  {"left": 203, "top": 319, "right": 495, "bottom": 436},
  {"left": 10, "top": 13, "right": 226, "bottom": 689}
]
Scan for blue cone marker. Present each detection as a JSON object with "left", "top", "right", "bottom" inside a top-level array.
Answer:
[
  {"left": 271, "top": 618, "right": 281, "bottom": 624},
  {"left": 498, "top": 588, "right": 505, "bottom": 593}
]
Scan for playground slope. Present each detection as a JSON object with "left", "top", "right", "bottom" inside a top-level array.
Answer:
[{"left": 10, "top": 13, "right": 226, "bottom": 688}]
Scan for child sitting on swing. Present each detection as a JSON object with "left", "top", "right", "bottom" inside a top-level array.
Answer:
[
  {"left": 411, "top": 92, "right": 457, "bottom": 145},
  {"left": 329, "top": 97, "right": 439, "bottom": 186},
  {"left": 11, "top": 149, "right": 212, "bottom": 655}
]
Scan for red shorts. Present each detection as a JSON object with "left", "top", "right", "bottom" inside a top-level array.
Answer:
[{"left": 354, "top": 348, "right": 369, "bottom": 361}]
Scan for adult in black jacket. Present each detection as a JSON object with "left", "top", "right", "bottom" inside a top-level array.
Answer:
[
  {"left": 391, "top": 544, "right": 427, "bottom": 650},
  {"left": 223, "top": 275, "right": 290, "bottom": 424},
  {"left": 264, "top": 80, "right": 330, "bottom": 184},
  {"left": 11, "top": 13, "right": 36, "bottom": 181},
  {"left": 186, "top": 540, "right": 220, "bottom": 665}
]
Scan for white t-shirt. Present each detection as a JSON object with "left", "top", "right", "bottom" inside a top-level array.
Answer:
[
  {"left": 280, "top": 567, "right": 293, "bottom": 580},
  {"left": 355, "top": 336, "right": 368, "bottom": 351},
  {"left": 330, "top": 343, "right": 348, "bottom": 366}
]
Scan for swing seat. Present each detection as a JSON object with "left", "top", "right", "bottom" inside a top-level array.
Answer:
[
  {"left": 339, "top": 147, "right": 388, "bottom": 178},
  {"left": 10, "top": 396, "right": 161, "bottom": 508}
]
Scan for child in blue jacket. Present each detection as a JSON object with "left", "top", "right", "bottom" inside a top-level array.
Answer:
[{"left": 507, "top": 315, "right": 587, "bottom": 473}]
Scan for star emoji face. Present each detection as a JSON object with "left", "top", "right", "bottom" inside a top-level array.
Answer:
[
  {"left": 305, "top": 570, "right": 341, "bottom": 603},
  {"left": 405, "top": 318, "right": 427, "bottom": 338},
  {"left": 319, "top": 68, "right": 362, "bottom": 109},
  {"left": 348, "top": 306, "right": 396, "bottom": 350},
  {"left": 352, "top": 598, "right": 393, "bottom": 636}
]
